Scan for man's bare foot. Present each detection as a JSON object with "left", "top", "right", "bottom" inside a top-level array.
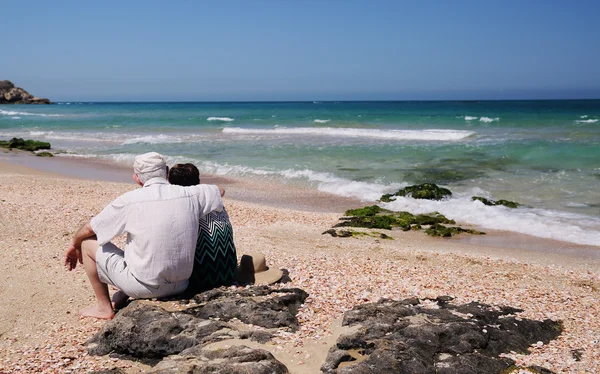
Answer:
[
  {"left": 111, "top": 290, "right": 130, "bottom": 310},
  {"left": 79, "top": 304, "right": 115, "bottom": 320}
]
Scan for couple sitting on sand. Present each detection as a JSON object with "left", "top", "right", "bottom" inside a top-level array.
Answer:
[{"left": 64, "top": 152, "right": 281, "bottom": 319}]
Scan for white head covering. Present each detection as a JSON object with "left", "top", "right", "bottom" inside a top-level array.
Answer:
[{"left": 133, "top": 152, "right": 166, "bottom": 175}]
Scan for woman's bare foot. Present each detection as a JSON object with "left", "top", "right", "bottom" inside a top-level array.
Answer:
[
  {"left": 79, "top": 304, "right": 115, "bottom": 320},
  {"left": 111, "top": 290, "right": 130, "bottom": 310}
]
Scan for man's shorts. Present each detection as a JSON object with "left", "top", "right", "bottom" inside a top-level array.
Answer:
[{"left": 95, "top": 242, "right": 188, "bottom": 299}]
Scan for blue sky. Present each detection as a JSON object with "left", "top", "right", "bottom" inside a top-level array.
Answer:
[{"left": 2, "top": 0, "right": 599, "bottom": 101}]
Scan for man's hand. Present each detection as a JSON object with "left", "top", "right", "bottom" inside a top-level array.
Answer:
[
  {"left": 65, "top": 221, "right": 95, "bottom": 270},
  {"left": 64, "top": 243, "right": 82, "bottom": 271}
]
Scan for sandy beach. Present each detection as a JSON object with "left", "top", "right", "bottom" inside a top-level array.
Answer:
[{"left": 1, "top": 152, "right": 600, "bottom": 373}]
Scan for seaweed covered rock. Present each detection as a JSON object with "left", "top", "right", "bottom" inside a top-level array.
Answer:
[
  {"left": 0, "top": 80, "right": 51, "bottom": 104},
  {"left": 0, "top": 137, "right": 51, "bottom": 152},
  {"left": 472, "top": 196, "right": 521, "bottom": 209},
  {"left": 425, "top": 223, "right": 485, "bottom": 237},
  {"left": 381, "top": 183, "right": 452, "bottom": 202},
  {"left": 334, "top": 206, "right": 480, "bottom": 237},
  {"left": 322, "top": 297, "right": 562, "bottom": 373},
  {"left": 35, "top": 151, "right": 54, "bottom": 157}
]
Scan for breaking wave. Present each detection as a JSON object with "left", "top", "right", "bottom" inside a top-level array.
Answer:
[
  {"left": 207, "top": 117, "right": 234, "bottom": 122},
  {"left": 222, "top": 127, "right": 475, "bottom": 141},
  {"left": 0, "top": 109, "right": 64, "bottom": 117}
]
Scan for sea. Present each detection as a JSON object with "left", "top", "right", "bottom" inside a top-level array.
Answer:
[{"left": 1, "top": 100, "right": 599, "bottom": 247}]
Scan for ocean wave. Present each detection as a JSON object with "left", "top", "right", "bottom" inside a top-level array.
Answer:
[
  {"left": 464, "top": 116, "right": 478, "bottom": 121},
  {"left": 11, "top": 116, "right": 21, "bottom": 119},
  {"left": 575, "top": 119, "right": 598, "bottom": 124},
  {"left": 24, "top": 130, "right": 124, "bottom": 143},
  {"left": 207, "top": 117, "right": 234, "bottom": 122},
  {"left": 199, "top": 161, "right": 404, "bottom": 201},
  {"left": 222, "top": 127, "right": 475, "bottom": 141},
  {"left": 121, "top": 134, "right": 185, "bottom": 145},
  {"left": 313, "top": 119, "right": 331, "bottom": 123},
  {"left": 198, "top": 160, "right": 600, "bottom": 245},
  {"left": 580, "top": 115, "right": 588, "bottom": 118},
  {"left": 0, "top": 109, "right": 63, "bottom": 117},
  {"left": 382, "top": 191, "right": 600, "bottom": 246},
  {"left": 479, "top": 117, "right": 499, "bottom": 123}
]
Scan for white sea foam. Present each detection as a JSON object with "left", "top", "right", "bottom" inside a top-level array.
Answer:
[
  {"left": 195, "top": 159, "right": 600, "bottom": 245},
  {"left": 11, "top": 117, "right": 21, "bottom": 119},
  {"left": 199, "top": 161, "right": 404, "bottom": 201},
  {"left": 207, "top": 117, "right": 234, "bottom": 122},
  {"left": 24, "top": 130, "right": 124, "bottom": 143},
  {"left": 580, "top": 115, "right": 588, "bottom": 118},
  {"left": 575, "top": 119, "right": 598, "bottom": 124},
  {"left": 121, "top": 134, "right": 184, "bottom": 145},
  {"left": 314, "top": 119, "right": 331, "bottom": 123},
  {"left": 479, "top": 117, "right": 499, "bottom": 123},
  {"left": 222, "top": 127, "right": 475, "bottom": 141},
  {"left": 0, "top": 109, "right": 63, "bottom": 117},
  {"left": 381, "top": 191, "right": 600, "bottom": 246},
  {"left": 464, "top": 116, "right": 478, "bottom": 121}
]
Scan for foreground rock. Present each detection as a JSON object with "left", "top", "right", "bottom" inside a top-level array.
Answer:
[
  {"left": 151, "top": 345, "right": 289, "bottom": 373},
  {"left": 0, "top": 80, "right": 51, "bottom": 104},
  {"left": 87, "top": 286, "right": 307, "bottom": 371},
  {"left": 322, "top": 297, "right": 561, "bottom": 373}
]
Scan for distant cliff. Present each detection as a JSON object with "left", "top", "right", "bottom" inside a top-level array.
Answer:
[{"left": 0, "top": 80, "right": 51, "bottom": 104}]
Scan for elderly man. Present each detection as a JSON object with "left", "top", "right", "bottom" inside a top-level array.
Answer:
[{"left": 64, "top": 152, "right": 225, "bottom": 319}]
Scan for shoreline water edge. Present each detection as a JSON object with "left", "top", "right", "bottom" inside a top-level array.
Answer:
[
  {"left": 2, "top": 150, "right": 599, "bottom": 264},
  {"left": 1, "top": 100, "right": 599, "bottom": 248}
]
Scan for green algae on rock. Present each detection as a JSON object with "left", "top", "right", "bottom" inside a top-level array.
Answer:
[
  {"left": 0, "top": 138, "right": 51, "bottom": 152},
  {"left": 380, "top": 183, "right": 452, "bottom": 202},
  {"left": 424, "top": 223, "right": 486, "bottom": 237},
  {"left": 472, "top": 196, "right": 521, "bottom": 209},
  {"left": 334, "top": 205, "right": 484, "bottom": 237},
  {"left": 35, "top": 152, "right": 54, "bottom": 157}
]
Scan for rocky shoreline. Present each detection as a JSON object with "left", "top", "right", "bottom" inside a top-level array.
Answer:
[{"left": 0, "top": 80, "right": 51, "bottom": 104}]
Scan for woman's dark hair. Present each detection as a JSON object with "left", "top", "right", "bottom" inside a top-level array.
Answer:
[{"left": 168, "top": 163, "right": 200, "bottom": 186}]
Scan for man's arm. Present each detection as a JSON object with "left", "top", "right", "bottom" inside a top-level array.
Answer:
[
  {"left": 64, "top": 221, "right": 96, "bottom": 271},
  {"left": 217, "top": 185, "right": 225, "bottom": 197}
]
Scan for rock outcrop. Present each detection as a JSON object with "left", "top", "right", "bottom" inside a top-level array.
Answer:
[
  {"left": 87, "top": 286, "right": 307, "bottom": 363},
  {"left": 0, "top": 80, "right": 51, "bottom": 104},
  {"left": 322, "top": 296, "right": 561, "bottom": 373},
  {"left": 86, "top": 287, "right": 562, "bottom": 373}
]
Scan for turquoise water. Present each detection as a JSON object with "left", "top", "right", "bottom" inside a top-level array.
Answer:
[{"left": 1, "top": 100, "right": 599, "bottom": 245}]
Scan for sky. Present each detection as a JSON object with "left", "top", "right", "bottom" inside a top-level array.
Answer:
[{"left": 2, "top": 0, "right": 600, "bottom": 101}]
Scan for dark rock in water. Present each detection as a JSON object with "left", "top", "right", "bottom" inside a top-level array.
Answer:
[
  {"left": 322, "top": 297, "right": 562, "bottom": 374},
  {"left": 35, "top": 151, "right": 54, "bottom": 157},
  {"left": 381, "top": 183, "right": 453, "bottom": 202},
  {"left": 0, "top": 138, "right": 51, "bottom": 152},
  {"left": 472, "top": 196, "right": 521, "bottom": 209},
  {"left": 425, "top": 223, "right": 486, "bottom": 237},
  {"left": 150, "top": 345, "right": 289, "bottom": 373},
  {"left": 87, "top": 286, "right": 307, "bottom": 359},
  {"left": 0, "top": 80, "right": 51, "bottom": 104}
]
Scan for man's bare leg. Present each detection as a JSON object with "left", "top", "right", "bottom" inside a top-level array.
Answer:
[{"left": 80, "top": 239, "right": 114, "bottom": 319}]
